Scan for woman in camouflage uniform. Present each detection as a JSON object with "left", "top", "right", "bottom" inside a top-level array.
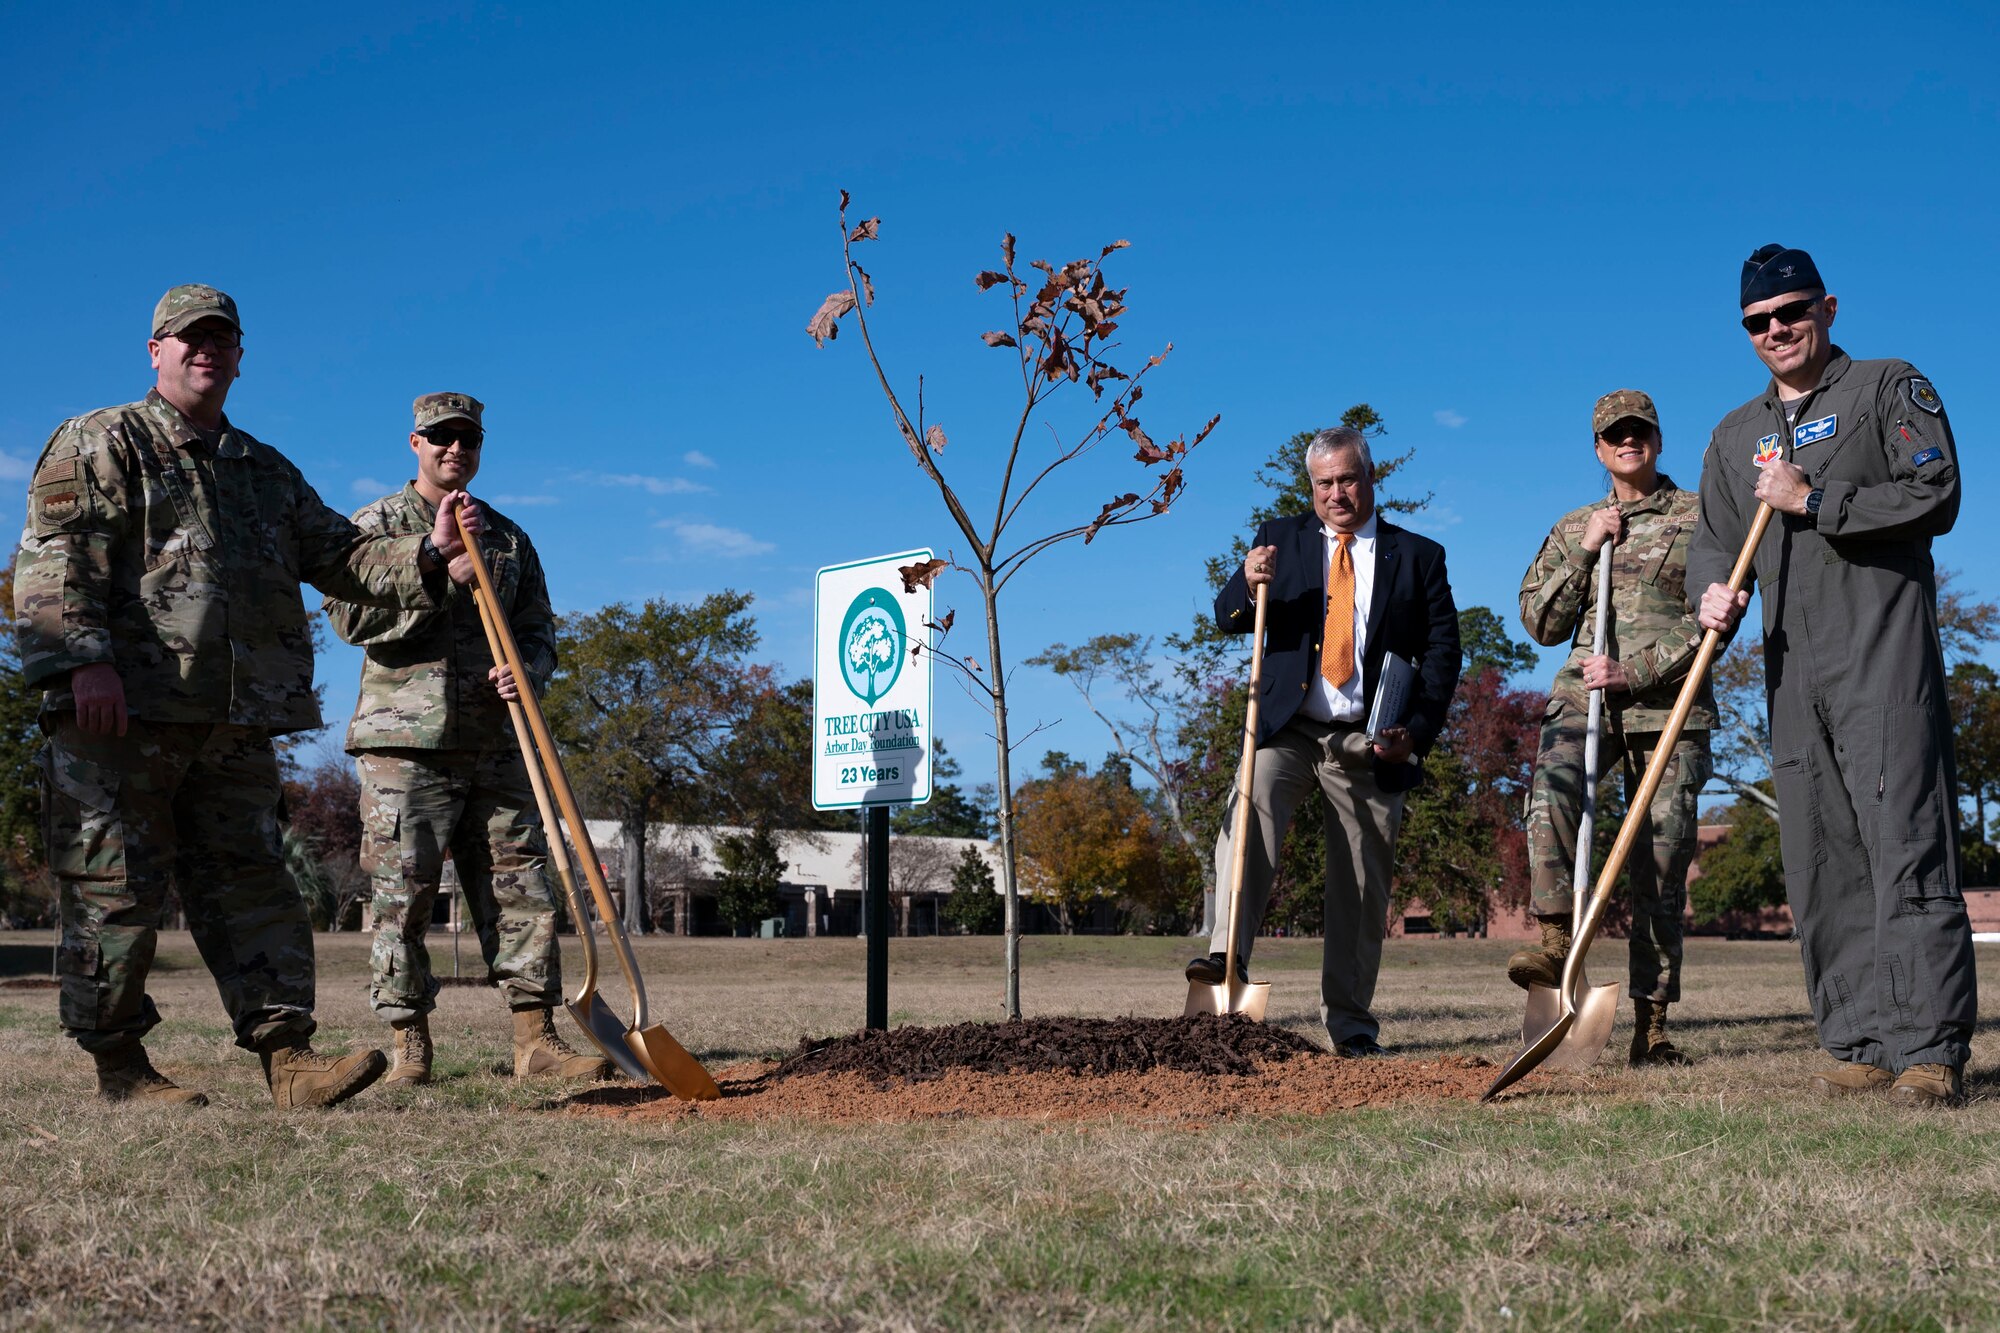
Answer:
[{"left": 1511, "top": 389, "right": 1714, "bottom": 1066}]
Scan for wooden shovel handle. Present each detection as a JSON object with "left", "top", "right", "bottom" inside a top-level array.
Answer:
[
  {"left": 1561, "top": 503, "right": 1772, "bottom": 996},
  {"left": 468, "top": 584, "right": 601, "bottom": 995},
  {"left": 453, "top": 511, "right": 655, "bottom": 1026},
  {"left": 1222, "top": 583, "right": 1269, "bottom": 990}
]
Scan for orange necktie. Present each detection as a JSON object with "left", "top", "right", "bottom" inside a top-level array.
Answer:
[{"left": 1322, "top": 534, "right": 1355, "bottom": 689}]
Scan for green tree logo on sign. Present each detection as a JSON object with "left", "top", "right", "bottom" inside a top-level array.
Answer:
[{"left": 840, "top": 588, "right": 906, "bottom": 704}]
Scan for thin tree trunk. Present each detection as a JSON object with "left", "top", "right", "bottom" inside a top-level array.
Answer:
[
  {"left": 985, "top": 579, "right": 1022, "bottom": 1020},
  {"left": 621, "top": 809, "right": 651, "bottom": 934}
]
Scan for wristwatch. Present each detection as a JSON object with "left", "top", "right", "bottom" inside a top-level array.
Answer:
[
  {"left": 1804, "top": 487, "right": 1824, "bottom": 522},
  {"left": 420, "top": 535, "right": 443, "bottom": 567}
]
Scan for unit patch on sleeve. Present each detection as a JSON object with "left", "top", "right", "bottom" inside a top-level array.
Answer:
[
  {"left": 1912, "top": 447, "right": 1943, "bottom": 467},
  {"left": 1793, "top": 414, "right": 1838, "bottom": 448},
  {"left": 1907, "top": 379, "right": 1943, "bottom": 416},
  {"left": 1753, "top": 433, "right": 1782, "bottom": 467}
]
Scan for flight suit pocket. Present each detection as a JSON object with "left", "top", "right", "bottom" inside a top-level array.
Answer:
[
  {"left": 1770, "top": 748, "right": 1825, "bottom": 871},
  {"left": 1878, "top": 704, "right": 1957, "bottom": 909}
]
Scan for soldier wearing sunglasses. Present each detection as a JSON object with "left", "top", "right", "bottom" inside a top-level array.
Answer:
[
  {"left": 13, "top": 285, "right": 483, "bottom": 1111},
  {"left": 1691, "top": 244, "right": 1972, "bottom": 1106},
  {"left": 325, "top": 393, "right": 608, "bottom": 1087}
]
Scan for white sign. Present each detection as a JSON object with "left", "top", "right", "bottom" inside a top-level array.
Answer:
[{"left": 812, "top": 549, "right": 935, "bottom": 810}]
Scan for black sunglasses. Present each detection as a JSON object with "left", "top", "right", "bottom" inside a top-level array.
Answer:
[
  {"left": 1597, "top": 419, "right": 1656, "bottom": 443},
  {"left": 1741, "top": 298, "right": 1818, "bottom": 336},
  {"left": 419, "top": 426, "right": 483, "bottom": 450}
]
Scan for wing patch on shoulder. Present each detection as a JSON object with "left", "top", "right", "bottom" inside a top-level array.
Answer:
[{"left": 1907, "top": 379, "right": 1943, "bottom": 416}]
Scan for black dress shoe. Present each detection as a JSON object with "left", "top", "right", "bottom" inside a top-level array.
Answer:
[
  {"left": 1184, "top": 952, "right": 1250, "bottom": 985},
  {"left": 1334, "top": 1034, "right": 1387, "bottom": 1058}
]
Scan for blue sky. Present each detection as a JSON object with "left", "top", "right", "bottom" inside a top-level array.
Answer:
[{"left": 5, "top": 3, "right": 1997, "bottom": 793}]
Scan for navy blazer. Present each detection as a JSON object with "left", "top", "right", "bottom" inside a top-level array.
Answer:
[{"left": 1214, "top": 513, "right": 1461, "bottom": 794}]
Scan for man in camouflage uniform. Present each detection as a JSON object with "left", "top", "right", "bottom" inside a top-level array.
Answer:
[
  {"left": 1512, "top": 389, "right": 1713, "bottom": 1065},
  {"left": 1695, "top": 245, "right": 1972, "bottom": 1106},
  {"left": 326, "top": 393, "right": 606, "bottom": 1085},
  {"left": 14, "top": 285, "right": 483, "bottom": 1109}
]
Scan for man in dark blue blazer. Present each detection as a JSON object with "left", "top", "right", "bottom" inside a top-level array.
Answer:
[{"left": 1190, "top": 426, "right": 1461, "bottom": 1054}]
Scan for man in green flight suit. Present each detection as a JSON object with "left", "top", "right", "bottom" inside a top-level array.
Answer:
[
  {"left": 14, "top": 285, "right": 483, "bottom": 1109},
  {"left": 327, "top": 393, "right": 608, "bottom": 1085},
  {"left": 1511, "top": 389, "right": 1712, "bottom": 1065},
  {"left": 1693, "top": 244, "right": 1973, "bottom": 1106}
]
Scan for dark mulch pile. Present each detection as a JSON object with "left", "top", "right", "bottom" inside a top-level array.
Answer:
[{"left": 770, "top": 1014, "right": 1324, "bottom": 1084}]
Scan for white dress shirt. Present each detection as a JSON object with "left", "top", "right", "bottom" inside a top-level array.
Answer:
[{"left": 1300, "top": 513, "right": 1377, "bottom": 724}]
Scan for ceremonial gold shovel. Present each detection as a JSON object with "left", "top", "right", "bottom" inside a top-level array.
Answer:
[
  {"left": 468, "top": 581, "right": 649, "bottom": 1082},
  {"left": 1186, "top": 582, "right": 1273, "bottom": 1021},
  {"left": 457, "top": 514, "right": 720, "bottom": 1100},
  {"left": 1484, "top": 503, "right": 1772, "bottom": 1101},
  {"left": 1518, "top": 537, "right": 1619, "bottom": 1068}
]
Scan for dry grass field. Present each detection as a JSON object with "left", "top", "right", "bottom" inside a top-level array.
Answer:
[{"left": 3, "top": 930, "right": 1999, "bottom": 1330}]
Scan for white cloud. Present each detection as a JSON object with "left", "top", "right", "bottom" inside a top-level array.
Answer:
[
  {"left": 0, "top": 452, "right": 33, "bottom": 482},
  {"left": 349, "top": 476, "right": 391, "bottom": 497},
  {"left": 1399, "top": 506, "right": 1462, "bottom": 535},
  {"left": 653, "top": 518, "right": 775, "bottom": 557},
  {"left": 683, "top": 450, "right": 717, "bottom": 469},
  {"left": 570, "top": 470, "right": 709, "bottom": 495},
  {"left": 1433, "top": 410, "right": 1467, "bottom": 429},
  {"left": 492, "top": 494, "right": 560, "bottom": 506}
]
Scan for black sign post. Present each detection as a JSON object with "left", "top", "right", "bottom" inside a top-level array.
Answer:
[{"left": 864, "top": 804, "right": 890, "bottom": 1030}]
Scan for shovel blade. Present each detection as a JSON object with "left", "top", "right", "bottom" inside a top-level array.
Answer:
[
  {"left": 570, "top": 995, "right": 650, "bottom": 1083},
  {"left": 1184, "top": 978, "right": 1271, "bottom": 1021},
  {"left": 1482, "top": 1009, "right": 1576, "bottom": 1102},
  {"left": 630, "top": 1023, "right": 721, "bottom": 1101},
  {"left": 1520, "top": 982, "right": 1565, "bottom": 1049},
  {"left": 1539, "top": 981, "right": 1620, "bottom": 1072}
]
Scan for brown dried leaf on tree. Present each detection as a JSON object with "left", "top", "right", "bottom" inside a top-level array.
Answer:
[
  {"left": 1192, "top": 414, "right": 1221, "bottom": 448},
  {"left": 1084, "top": 493, "right": 1141, "bottom": 544},
  {"left": 1100, "top": 239, "right": 1131, "bottom": 257},
  {"left": 964, "top": 656, "right": 982, "bottom": 673},
  {"left": 1119, "top": 416, "right": 1154, "bottom": 452},
  {"left": 1086, "top": 363, "right": 1128, "bottom": 397},
  {"left": 807, "top": 291, "right": 858, "bottom": 348},
  {"left": 981, "top": 331, "right": 1017, "bottom": 348},
  {"left": 839, "top": 188, "right": 850, "bottom": 212},
  {"left": 848, "top": 217, "right": 881, "bottom": 242},
  {"left": 1002, "top": 233, "right": 1016, "bottom": 270},
  {"left": 1151, "top": 466, "right": 1185, "bottom": 513},
  {"left": 975, "top": 270, "right": 1011, "bottom": 291},
  {"left": 855, "top": 263, "right": 876, "bottom": 306},
  {"left": 924, "top": 609, "right": 956, "bottom": 635},
  {"left": 1041, "top": 329, "right": 1078, "bottom": 382},
  {"left": 898, "top": 557, "right": 949, "bottom": 592},
  {"left": 925, "top": 424, "right": 948, "bottom": 453},
  {"left": 1133, "top": 440, "right": 1169, "bottom": 465}
]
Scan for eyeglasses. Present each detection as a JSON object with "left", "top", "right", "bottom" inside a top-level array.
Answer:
[
  {"left": 1740, "top": 298, "right": 1818, "bottom": 336},
  {"left": 1597, "top": 419, "right": 1656, "bottom": 443},
  {"left": 165, "top": 327, "right": 241, "bottom": 351},
  {"left": 419, "top": 427, "right": 483, "bottom": 450}
]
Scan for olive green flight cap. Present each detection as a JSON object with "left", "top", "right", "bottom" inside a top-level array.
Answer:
[
  {"left": 152, "top": 284, "right": 242, "bottom": 338},
  {"left": 1592, "top": 388, "right": 1660, "bottom": 437},
  {"left": 413, "top": 392, "right": 484, "bottom": 431}
]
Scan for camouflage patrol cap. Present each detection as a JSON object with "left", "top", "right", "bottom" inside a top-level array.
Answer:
[
  {"left": 152, "top": 284, "right": 241, "bottom": 338},
  {"left": 1592, "top": 389, "right": 1660, "bottom": 437},
  {"left": 413, "top": 392, "right": 484, "bottom": 431}
]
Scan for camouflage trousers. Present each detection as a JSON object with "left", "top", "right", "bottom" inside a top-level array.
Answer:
[
  {"left": 357, "top": 748, "right": 562, "bottom": 1023},
  {"left": 1526, "top": 708, "right": 1712, "bottom": 1003},
  {"left": 43, "top": 716, "right": 315, "bottom": 1054}
]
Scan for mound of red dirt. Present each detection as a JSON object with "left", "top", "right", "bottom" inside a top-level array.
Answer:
[
  {"left": 563, "top": 1016, "right": 1522, "bottom": 1125},
  {"left": 772, "top": 1014, "right": 1324, "bottom": 1082}
]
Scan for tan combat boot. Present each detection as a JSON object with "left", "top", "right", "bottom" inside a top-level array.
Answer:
[
  {"left": 259, "top": 1040, "right": 388, "bottom": 1110},
  {"left": 512, "top": 1007, "right": 612, "bottom": 1080},
  {"left": 93, "top": 1043, "right": 209, "bottom": 1107},
  {"left": 384, "top": 1015, "right": 433, "bottom": 1087},
  {"left": 1808, "top": 1062, "right": 1894, "bottom": 1097},
  {"left": 1628, "top": 998, "right": 1692, "bottom": 1066},
  {"left": 1506, "top": 916, "right": 1572, "bottom": 990},
  {"left": 1889, "top": 1063, "right": 1964, "bottom": 1108}
]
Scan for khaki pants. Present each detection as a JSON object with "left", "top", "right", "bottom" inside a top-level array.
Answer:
[{"left": 1211, "top": 717, "right": 1404, "bottom": 1045}]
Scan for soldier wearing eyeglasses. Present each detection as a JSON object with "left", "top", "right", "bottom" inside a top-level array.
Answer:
[
  {"left": 13, "top": 285, "right": 483, "bottom": 1110},
  {"left": 1692, "top": 244, "right": 1972, "bottom": 1106},
  {"left": 1511, "top": 390, "right": 1712, "bottom": 1066},
  {"left": 324, "top": 393, "right": 607, "bottom": 1086}
]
